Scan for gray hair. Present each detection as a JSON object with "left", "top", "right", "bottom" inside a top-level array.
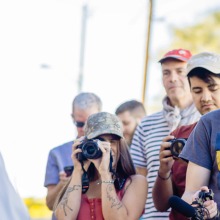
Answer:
[{"left": 72, "top": 92, "right": 102, "bottom": 111}]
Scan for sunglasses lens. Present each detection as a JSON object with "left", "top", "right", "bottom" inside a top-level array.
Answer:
[{"left": 75, "top": 121, "right": 85, "bottom": 128}]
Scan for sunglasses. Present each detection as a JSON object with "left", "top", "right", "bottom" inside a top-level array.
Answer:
[{"left": 74, "top": 121, "right": 85, "bottom": 128}]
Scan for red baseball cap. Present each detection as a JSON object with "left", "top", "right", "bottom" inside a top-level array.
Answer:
[{"left": 159, "top": 49, "right": 192, "bottom": 63}]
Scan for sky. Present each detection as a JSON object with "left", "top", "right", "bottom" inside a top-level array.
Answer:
[{"left": 0, "top": 0, "right": 219, "bottom": 198}]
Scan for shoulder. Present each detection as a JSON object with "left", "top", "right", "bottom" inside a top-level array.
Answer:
[
  {"left": 50, "top": 140, "right": 73, "bottom": 153},
  {"left": 122, "top": 175, "right": 147, "bottom": 196},
  {"left": 130, "top": 174, "right": 147, "bottom": 185},
  {"left": 139, "top": 111, "right": 165, "bottom": 126},
  {"left": 171, "top": 122, "right": 197, "bottom": 138},
  {"left": 143, "top": 111, "right": 163, "bottom": 120},
  {"left": 201, "top": 109, "right": 220, "bottom": 122},
  {"left": 194, "top": 109, "right": 220, "bottom": 132}
]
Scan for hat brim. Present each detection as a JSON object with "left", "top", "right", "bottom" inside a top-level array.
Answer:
[
  {"left": 187, "top": 65, "right": 220, "bottom": 75},
  {"left": 87, "top": 129, "right": 123, "bottom": 140},
  {"left": 159, "top": 55, "right": 189, "bottom": 63}
]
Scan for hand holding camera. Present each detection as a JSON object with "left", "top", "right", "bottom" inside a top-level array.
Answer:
[
  {"left": 73, "top": 137, "right": 113, "bottom": 174},
  {"left": 168, "top": 138, "right": 187, "bottom": 157},
  {"left": 71, "top": 137, "right": 92, "bottom": 173},
  {"left": 169, "top": 187, "right": 219, "bottom": 220},
  {"left": 191, "top": 186, "right": 219, "bottom": 219},
  {"left": 159, "top": 135, "right": 176, "bottom": 174}
]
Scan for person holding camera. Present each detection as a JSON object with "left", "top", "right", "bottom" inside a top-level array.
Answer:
[
  {"left": 44, "top": 92, "right": 102, "bottom": 220},
  {"left": 152, "top": 52, "right": 220, "bottom": 219},
  {"left": 130, "top": 49, "right": 201, "bottom": 219},
  {"left": 54, "top": 112, "right": 147, "bottom": 220}
]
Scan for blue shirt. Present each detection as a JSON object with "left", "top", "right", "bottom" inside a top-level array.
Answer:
[
  {"left": 44, "top": 141, "right": 74, "bottom": 187},
  {"left": 44, "top": 141, "right": 74, "bottom": 220}
]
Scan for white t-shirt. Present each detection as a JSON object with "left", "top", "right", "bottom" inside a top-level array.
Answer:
[{"left": 0, "top": 152, "right": 30, "bottom": 220}]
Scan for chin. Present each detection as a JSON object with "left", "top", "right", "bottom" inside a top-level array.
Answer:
[{"left": 202, "top": 108, "right": 215, "bottom": 115}]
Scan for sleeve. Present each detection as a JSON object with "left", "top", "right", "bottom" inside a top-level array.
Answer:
[
  {"left": 179, "top": 118, "right": 212, "bottom": 171},
  {"left": 130, "top": 124, "right": 147, "bottom": 168},
  {"left": 44, "top": 149, "right": 60, "bottom": 187}
]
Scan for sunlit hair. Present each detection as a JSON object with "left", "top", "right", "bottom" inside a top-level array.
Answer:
[
  {"left": 72, "top": 92, "right": 102, "bottom": 112},
  {"left": 188, "top": 67, "right": 220, "bottom": 86}
]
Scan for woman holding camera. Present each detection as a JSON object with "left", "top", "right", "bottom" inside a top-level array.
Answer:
[{"left": 54, "top": 112, "right": 147, "bottom": 220}]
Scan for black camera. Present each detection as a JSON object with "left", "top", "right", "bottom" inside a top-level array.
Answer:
[
  {"left": 64, "top": 166, "right": 74, "bottom": 177},
  {"left": 168, "top": 138, "right": 187, "bottom": 157},
  {"left": 77, "top": 139, "right": 102, "bottom": 162}
]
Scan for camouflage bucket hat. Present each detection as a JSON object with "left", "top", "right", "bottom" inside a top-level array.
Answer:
[{"left": 85, "top": 112, "right": 124, "bottom": 139}]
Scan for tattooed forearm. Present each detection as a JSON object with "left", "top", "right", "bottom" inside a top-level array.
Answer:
[
  {"left": 60, "top": 185, "right": 81, "bottom": 216},
  {"left": 106, "top": 184, "right": 123, "bottom": 210}
]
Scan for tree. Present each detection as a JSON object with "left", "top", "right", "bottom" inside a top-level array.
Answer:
[{"left": 170, "top": 12, "right": 220, "bottom": 54}]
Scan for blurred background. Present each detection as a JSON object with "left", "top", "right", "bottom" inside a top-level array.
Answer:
[{"left": 0, "top": 0, "right": 220, "bottom": 219}]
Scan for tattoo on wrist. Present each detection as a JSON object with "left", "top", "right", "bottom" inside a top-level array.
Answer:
[
  {"left": 106, "top": 184, "right": 122, "bottom": 210},
  {"left": 60, "top": 185, "right": 81, "bottom": 216}
]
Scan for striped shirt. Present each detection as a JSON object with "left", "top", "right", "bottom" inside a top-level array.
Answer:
[
  {"left": 130, "top": 102, "right": 200, "bottom": 220},
  {"left": 130, "top": 111, "right": 170, "bottom": 219}
]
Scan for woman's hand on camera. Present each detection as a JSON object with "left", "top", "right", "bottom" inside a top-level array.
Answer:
[
  {"left": 90, "top": 140, "right": 112, "bottom": 177},
  {"left": 72, "top": 137, "right": 91, "bottom": 173}
]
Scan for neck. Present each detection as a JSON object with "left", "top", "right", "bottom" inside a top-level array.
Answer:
[{"left": 168, "top": 97, "right": 193, "bottom": 110}]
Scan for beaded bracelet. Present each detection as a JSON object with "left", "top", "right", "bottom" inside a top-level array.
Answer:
[
  {"left": 158, "top": 171, "right": 171, "bottom": 180},
  {"left": 101, "top": 180, "right": 114, "bottom": 184}
]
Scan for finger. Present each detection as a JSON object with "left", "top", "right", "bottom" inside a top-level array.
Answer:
[
  {"left": 204, "top": 201, "right": 217, "bottom": 218},
  {"left": 160, "top": 149, "right": 172, "bottom": 159},
  {"left": 71, "top": 148, "right": 82, "bottom": 159},
  {"left": 98, "top": 141, "right": 111, "bottom": 153},
  {"left": 72, "top": 138, "right": 84, "bottom": 151},
  {"left": 162, "top": 135, "right": 175, "bottom": 142},
  {"left": 59, "top": 171, "right": 66, "bottom": 176},
  {"left": 160, "top": 142, "right": 172, "bottom": 152},
  {"left": 200, "top": 186, "right": 209, "bottom": 192}
]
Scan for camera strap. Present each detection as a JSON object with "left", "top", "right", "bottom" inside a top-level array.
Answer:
[
  {"left": 80, "top": 152, "right": 126, "bottom": 193},
  {"left": 80, "top": 161, "right": 89, "bottom": 194},
  {"left": 108, "top": 152, "right": 126, "bottom": 190}
]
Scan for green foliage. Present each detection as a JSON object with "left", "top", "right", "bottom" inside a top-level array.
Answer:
[{"left": 171, "top": 11, "right": 220, "bottom": 54}]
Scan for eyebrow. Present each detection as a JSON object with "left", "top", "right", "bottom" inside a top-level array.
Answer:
[{"left": 191, "top": 86, "right": 202, "bottom": 90}]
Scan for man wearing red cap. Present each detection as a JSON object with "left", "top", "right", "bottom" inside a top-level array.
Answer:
[
  {"left": 153, "top": 52, "right": 220, "bottom": 220},
  {"left": 130, "top": 49, "right": 201, "bottom": 219}
]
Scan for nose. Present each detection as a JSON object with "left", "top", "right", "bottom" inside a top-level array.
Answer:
[
  {"left": 201, "top": 90, "right": 212, "bottom": 102},
  {"left": 169, "top": 72, "right": 178, "bottom": 82}
]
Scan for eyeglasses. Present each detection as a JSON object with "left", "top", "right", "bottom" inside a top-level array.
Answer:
[{"left": 74, "top": 121, "right": 85, "bottom": 128}]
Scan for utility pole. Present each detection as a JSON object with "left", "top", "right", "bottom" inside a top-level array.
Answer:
[
  {"left": 78, "top": 1, "right": 88, "bottom": 93},
  {"left": 142, "top": 0, "right": 153, "bottom": 105}
]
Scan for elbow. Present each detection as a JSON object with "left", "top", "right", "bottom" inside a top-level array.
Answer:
[
  {"left": 153, "top": 197, "right": 170, "bottom": 212},
  {"left": 46, "top": 196, "right": 54, "bottom": 211},
  {"left": 154, "top": 204, "right": 169, "bottom": 212},
  {"left": 152, "top": 194, "right": 170, "bottom": 212}
]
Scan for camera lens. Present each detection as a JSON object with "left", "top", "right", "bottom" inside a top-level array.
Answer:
[
  {"left": 82, "top": 140, "right": 102, "bottom": 159},
  {"left": 170, "top": 138, "right": 186, "bottom": 157}
]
